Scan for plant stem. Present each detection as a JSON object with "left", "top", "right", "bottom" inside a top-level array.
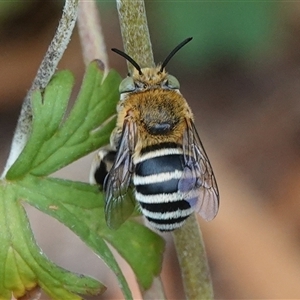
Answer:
[
  {"left": 1, "top": 0, "right": 79, "bottom": 178},
  {"left": 172, "top": 214, "right": 214, "bottom": 300},
  {"left": 116, "top": 1, "right": 214, "bottom": 299},
  {"left": 115, "top": 1, "right": 166, "bottom": 299},
  {"left": 77, "top": 0, "right": 109, "bottom": 73},
  {"left": 116, "top": 0, "right": 154, "bottom": 73}
]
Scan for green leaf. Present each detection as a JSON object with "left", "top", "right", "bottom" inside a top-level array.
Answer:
[
  {"left": 0, "top": 181, "right": 105, "bottom": 300},
  {"left": 6, "top": 61, "right": 120, "bottom": 179},
  {"left": 2, "top": 62, "right": 165, "bottom": 299},
  {"left": 103, "top": 220, "right": 165, "bottom": 289},
  {"left": 16, "top": 175, "right": 165, "bottom": 295},
  {"left": 6, "top": 70, "right": 74, "bottom": 179}
]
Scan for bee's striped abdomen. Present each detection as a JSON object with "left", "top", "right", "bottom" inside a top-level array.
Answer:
[{"left": 133, "top": 143, "right": 195, "bottom": 231}]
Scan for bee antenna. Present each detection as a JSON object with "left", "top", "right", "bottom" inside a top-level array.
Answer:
[
  {"left": 111, "top": 48, "right": 143, "bottom": 75},
  {"left": 160, "top": 37, "right": 193, "bottom": 72}
]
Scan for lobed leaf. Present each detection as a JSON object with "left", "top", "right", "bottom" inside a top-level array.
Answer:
[
  {"left": 6, "top": 61, "right": 120, "bottom": 180},
  {"left": 0, "top": 182, "right": 104, "bottom": 300},
  {"left": 17, "top": 175, "right": 164, "bottom": 296},
  {"left": 1, "top": 62, "right": 165, "bottom": 299},
  {"left": 5, "top": 70, "right": 74, "bottom": 180}
]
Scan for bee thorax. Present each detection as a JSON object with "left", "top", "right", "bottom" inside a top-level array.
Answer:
[
  {"left": 141, "top": 100, "right": 180, "bottom": 135},
  {"left": 146, "top": 122, "right": 172, "bottom": 135}
]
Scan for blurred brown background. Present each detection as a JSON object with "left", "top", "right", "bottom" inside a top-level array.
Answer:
[{"left": 3, "top": 1, "right": 300, "bottom": 299}]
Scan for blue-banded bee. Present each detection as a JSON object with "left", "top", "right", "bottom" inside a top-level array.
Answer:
[{"left": 90, "top": 37, "right": 219, "bottom": 231}]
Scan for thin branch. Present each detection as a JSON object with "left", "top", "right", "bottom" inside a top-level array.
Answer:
[
  {"left": 172, "top": 214, "right": 214, "bottom": 299},
  {"left": 77, "top": 0, "right": 109, "bottom": 73},
  {"left": 2, "top": 0, "right": 79, "bottom": 178},
  {"left": 116, "top": 0, "right": 154, "bottom": 73}
]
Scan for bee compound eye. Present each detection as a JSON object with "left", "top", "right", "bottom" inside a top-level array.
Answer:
[
  {"left": 165, "top": 74, "right": 180, "bottom": 89},
  {"left": 119, "top": 77, "right": 136, "bottom": 94}
]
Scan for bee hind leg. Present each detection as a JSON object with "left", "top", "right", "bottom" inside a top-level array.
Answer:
[{"left": 89, "top": 146, "right": 117, "bottom": 186}]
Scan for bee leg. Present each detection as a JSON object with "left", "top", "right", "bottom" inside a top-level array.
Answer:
[
  {"left": 110, "top": 127, "right": 123, "bottom": 151},
  {"left": 89, "top": 146, "right": 117, "bottom": 186}
]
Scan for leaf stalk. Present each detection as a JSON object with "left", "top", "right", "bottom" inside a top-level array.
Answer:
[{"left": 1, "top": 0, "right": 79, "bottom": 178}]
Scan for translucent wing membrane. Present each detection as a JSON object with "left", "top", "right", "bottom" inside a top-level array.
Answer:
[
  {"left": 179, "top": 118, "right": 219, "bottom": 221},
  {"left": 104, "top": 120, "right": 138, "bottom": 229}
]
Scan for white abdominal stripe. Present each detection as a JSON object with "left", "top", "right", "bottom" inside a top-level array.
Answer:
[
  {"left": 134, "top": 143, "right": 197, "bottom": 231},
  {"left": 135, "top": 187, "right": 198, "bottom": 231},
  {"left": 148, "top": 220, "right": 186, "bottom": 231},
  {"left": 133, "top": 169, "right": 182, "bottom": 185},
  {"left": 140, "top": 205, "right": 194, "bottom": 220},
  {"left": 135, "top": 189, "right": 199, "bottom": 204},
  {"left": 134, "top": 147, "right": 183, "bottom": 164}
]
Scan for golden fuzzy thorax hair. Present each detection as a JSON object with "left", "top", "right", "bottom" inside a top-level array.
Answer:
[{"left": 115, "top": 67, "right": 193, "bottom": 152}]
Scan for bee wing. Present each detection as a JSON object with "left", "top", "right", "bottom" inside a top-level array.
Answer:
[
  {"left": 178, "top": 118, "right": 219, "bottom": 221},
  {"left": 104, "top": 120, "right": 137, "bottom": 229}
]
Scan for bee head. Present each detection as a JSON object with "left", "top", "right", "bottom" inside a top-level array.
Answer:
[{"left": 111, "top": 37, "right": 193, "bottom": 94}]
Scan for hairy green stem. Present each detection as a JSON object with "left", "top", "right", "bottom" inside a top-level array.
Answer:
[
  {"left": 115, "top": 1, "right": 166, "bottom": 299},
  {"left": 172, "top": 214, "right": 214, "bottom": 299},
  {"left": 2, "top": 0, "right": 79, "bottom": 178},
  {"left": 77, "top": 0, "right": 109, "bottom": 73},
  {"left": 116, "top": 1, "right": 214, "bottom": 299},
  {"left": 116, "top": 0, "right": 154, "bottom": 73}
]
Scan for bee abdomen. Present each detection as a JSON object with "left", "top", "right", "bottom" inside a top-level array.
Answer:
[
  {"left": 134, "top": 143, "right": 194, "bottom": 231},
  {"left": 138, "top": 198, "right": 194, "bottom": 231}
]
